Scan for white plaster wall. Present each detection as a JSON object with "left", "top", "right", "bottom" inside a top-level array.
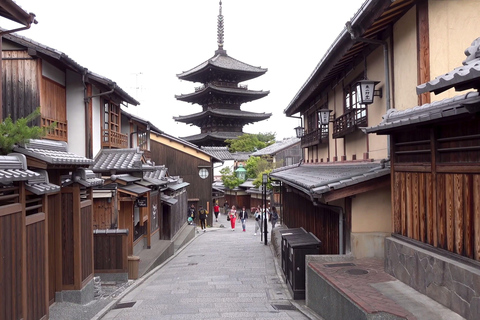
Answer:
[
  {"left": 428, "top": 0, "right": 480, "bottom": 101},
  {"left": 66, "top": 70, "right": 85, "bottom": 156},
  {"left": 92, "top": 92, "right": 101, "bottom": 158},
  {"left": 42, "top": 61, "right": 65, "bottom": 86},
  {"left": 352, "top": 186, "right": 392, "bottom": 233}
]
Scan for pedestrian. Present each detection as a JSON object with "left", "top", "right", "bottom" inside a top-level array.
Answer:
[
  {"left": 270, "top": 206, "right": 279, "bottom": 229},
  {"left": 198, "top": 205, "right": 208, "bottom": 232},
  {"left": 228, "top": 205, "right": 238, "bottom": 231},
  {"left": 187, "top": 204, "right": 195, "bottom": 225},
  {"left": 213, "top": 202, "right": 220, "bottom": 222},
  {"left": 223, "top": 200, "right": 229, "bottom": 214},
  {"left": 254, "top": 206, "right": 262, "bottom": 236},
  {"left": 238, "top": 206, "right": 248, "bottom": 232}
]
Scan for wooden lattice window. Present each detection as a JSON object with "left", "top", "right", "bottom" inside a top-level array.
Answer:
[{"left": 103, "top": 101, "right": 120, "bottom": 141}]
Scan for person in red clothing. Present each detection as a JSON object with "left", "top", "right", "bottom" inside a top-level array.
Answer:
[
  {"left": 228, "top": 205, "right": 238, "bottom": 231},
  {"left": 213, "top": 202, "right": 220, "bottom": 222}
]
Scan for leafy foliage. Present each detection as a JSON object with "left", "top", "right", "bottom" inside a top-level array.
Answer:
[
  {"left": 252, "top": 169, "right": 273, "bottom": 189},
  {"left": 225, "top": 132, "right": 275, "bottom": 153},
  {"left": 0, "top": 108, "right": 49, "bottom": 155},
  {"left": 220, "top": 166, "right": 243, "bottom": 190}
]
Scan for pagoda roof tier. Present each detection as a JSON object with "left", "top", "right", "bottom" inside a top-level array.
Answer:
[
  {"left": 180, "top": 131, "right": 246, "bottom": 147},
  {"left": 173, "top": 108, "right": 271, "bottom": 124},
  {"left": 177, "top": 53, "right": 267, "bottom": 83},
  {"left": 175, "top": 83, "right": 269, "bottom": 105}
]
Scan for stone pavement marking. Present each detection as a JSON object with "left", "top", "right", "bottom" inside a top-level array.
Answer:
[{"left": 99, "top": 216, "right": 313, "bottom": 320}]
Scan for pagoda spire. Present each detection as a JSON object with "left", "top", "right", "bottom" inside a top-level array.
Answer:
[{"left": 216, "top": 1, "right": 226, "bottom": 55}]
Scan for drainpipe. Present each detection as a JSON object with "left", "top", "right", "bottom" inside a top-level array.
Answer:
[
  {"left": 312, "top": 198, "right": 345, "bottom": 254},
  {"left": 346, "top": 21, "right": 391, "bottom": 155}
]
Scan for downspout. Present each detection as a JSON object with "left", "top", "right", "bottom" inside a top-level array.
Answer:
[
  {"left": 346, "top": 21, "right": 391, "bottom": 155},
  {"left": 290, "top": 114, "right": 305, "bottom": 162},
  {"left": 312, "top": 197, "right": 345, "bottom": 254},
  {"left": 82, "top": 69, "right": 92, "bottom": 158}
]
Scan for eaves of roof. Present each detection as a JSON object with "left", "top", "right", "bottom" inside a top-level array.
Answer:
[
  {"left": 118, "top": 184, "right": 150, "bottom": 196},
  {"left": 175, "top": 84, "right": 269, "bottom": 103},
  {"left": 364, "top": 91, "right": 480, "bottom": 134},
  {"left": 174, "top": 108, "right": 271, "bottom": 122},
  {"left": 0, "top": 153, "right": 39, "bottom": 183},
  {"left": 2, "top": 33, "right": 138, "bottom": 106},
  {"left": 121, "top": 107, "right": 163, "bottom": 134},
  {"left": 270, "top": 161, "right": 390, "bottom": 199},
  {"left": 251, "top": 138, "right": 300, "bottom": 156},
  {"left": 0, "top": 1, "right": 36, "bottom": 26},
  {"left": 201, "top": 146, "right": 233, "bottom": 161},
  {"left": 284, "top": 0, "right": 415, "bottom": 116},
  {"left": 180, "top": 132, "right": 245, "bottom": 145},
  {"left": 93, "top": 148, "right": 145, "bottom": 172}
]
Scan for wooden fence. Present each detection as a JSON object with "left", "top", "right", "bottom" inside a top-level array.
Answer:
[{"left": 93, "top": 230, "right": 128, "bottom": 273}]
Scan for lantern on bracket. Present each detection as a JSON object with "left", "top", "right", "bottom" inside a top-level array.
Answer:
[
  {"left": 357, "top": 79, "right": 382, "bottom": 105},
  {"left": 318, "top": 109, "right": 333, "bottom": 126}
]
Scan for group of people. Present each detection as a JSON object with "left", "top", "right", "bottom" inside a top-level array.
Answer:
[{"left": 188, "top": 201, "right": 279, "bottom": 234}]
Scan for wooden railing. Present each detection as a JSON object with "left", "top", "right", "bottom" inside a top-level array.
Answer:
[
  {"left": 42, "top": 117, "right": 68, "bottom": 141},
  {"left": 102, "top": 130, "right": 128, "bottom": 149},
  {"left": 332, "top": 108, "right": 367, "bottom": 138},
  {"left": 301, "top": 127, "right": 329, "bottom": 148}
]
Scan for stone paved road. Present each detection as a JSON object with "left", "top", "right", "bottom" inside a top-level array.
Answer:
[{"left": 101, "top": 217, "right": 312, "bottom": 320}]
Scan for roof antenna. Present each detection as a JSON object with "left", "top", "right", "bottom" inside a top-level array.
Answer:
[{"left": 216, "top": 1, "right": 226, "bottom": 55}]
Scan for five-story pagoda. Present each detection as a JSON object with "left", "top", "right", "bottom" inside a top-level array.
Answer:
[{"left": 174, "top": 1, "right": 271, "bottom": 147}]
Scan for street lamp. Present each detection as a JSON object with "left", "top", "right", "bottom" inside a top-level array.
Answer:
[
  {"left": 235, "top": 164, "right": 246, "bottom": 181},
  {"left": 262, "top": 173, "right": 268, "bottom": 245},
  {"left": 357, "top": 79, "right": 381, "bottom": 105}
]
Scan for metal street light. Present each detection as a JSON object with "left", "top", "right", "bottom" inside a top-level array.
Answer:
[{"left": 262, "top": 173, "right": 268, "bottom": 245}]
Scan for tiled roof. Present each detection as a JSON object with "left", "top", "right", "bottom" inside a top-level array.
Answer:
[
  {"left": 143, "top": 166, "right": 169, "bottom": 185},
  {"left": 174, "top": 108, "right": 271, "bottom": 122},
  {"left": 175, "top": 84, "right": 269, "bottom": 103},
  {"left": 201, "top": 146, "right": 233, "bottom": 160},
  {"left": 73, "top": 168, "right": 104, "bottom": 187},
  {"left": 161, "top": 194, "right": 178, "bottom": 206},
  {"left": 0, "top": 153, "right": 40, "bottom": 183},
  {"left": 26, "top": 169, "right": 60, "bottom": 195},
  {"left": 364, "top": 91, "right": 480, "bottom": 134},
  {"left": 121, "top": 107, "right": 163, "bottom": 134},
  {"left": 14, "top": 139, "right": 94, "bottom": 166},
  {"left": 118, "top": 184, "right": 151, "bottom": 196},
  {"left": 177, "top": 53, "right": 267, "bottom": 80},
  {"left": 251, "top": 138, "right": 300, "bottom": 156},
  {"left": 93, "top": 148, "right": 146, "bottom": 172},
  {"left": 270, "top": 161, "right": 390, "bottom": 197},
  {"left": 231, "top": 152, "right": 251, "bottom": 161},
  {"left": 180, "top": 131, "right": 245, "bottom": 144},
  {"left": 417, "top": 37, "right": 480, "bottom": 95}
]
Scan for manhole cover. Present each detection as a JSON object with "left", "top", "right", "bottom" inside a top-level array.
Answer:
[
  {"left": 272, "top": 304, "right": 297, "bottom": 311},
  {"left": 324, "top": 263, "right": 356, "bottom": 268},
  {"left": 113, "top": 301, "right": 136, "bottom": 309},
  {"left": 346, "top": 268, "right": 369, "bottom": 275}
]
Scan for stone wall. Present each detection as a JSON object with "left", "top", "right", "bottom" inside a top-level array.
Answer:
[{"left": 385, "top": 237, "right": 480, "bottom": 320}]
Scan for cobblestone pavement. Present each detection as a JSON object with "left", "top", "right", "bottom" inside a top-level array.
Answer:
[{"left": 100, "top": 216, "right": 314, "bottom": 320}]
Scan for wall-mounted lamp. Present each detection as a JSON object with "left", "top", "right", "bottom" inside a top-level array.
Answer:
[
  {"left": 318, "top": 109, "right": 333, "bottom": 126},
  {"left": 294, "top": 126, "right": 304, "bottom": 138},
  {"left": 357, "top": 79, "right": 382, "bottom": 105}
]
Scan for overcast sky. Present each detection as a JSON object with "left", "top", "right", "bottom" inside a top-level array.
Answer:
[{"left": 7, "top": 0, "right": 365, "bottom": 141}]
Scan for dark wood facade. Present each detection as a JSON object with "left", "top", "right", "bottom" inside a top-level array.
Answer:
[
  {"left": 390, "top": 116, "right": 480, "bottom": 261},
  {"left": 150, "top": 136, "right": 213, "bottom": 226}
]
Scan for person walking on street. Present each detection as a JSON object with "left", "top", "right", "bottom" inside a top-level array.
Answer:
[
  {"left": 238, "top": 206, "right": 248, "bottom": 232},
  {"left": 270, "top": 206, "right": 279, "bottom": 229},
  {"left": 187, "top": 204, "right": 195, "bottom": 225},
  {"left": 198, "top": 205, "right": 208, "bottom": 232},
  {"left": 228, "top": 205, "right": 238, "bottom": 231},
  {"left": 213, "top": 202, "right": 220, "bottom": 222},
  {"left": 254, "top": 206, "right": 262, "bottom": 236},
  {"left": 223, "top": 200, "right": 229, "bottom": 214}
]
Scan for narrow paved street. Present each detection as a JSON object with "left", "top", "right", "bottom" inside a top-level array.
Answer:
[{"left": 100, "top": 215, "right": 313, "bottom": 319}]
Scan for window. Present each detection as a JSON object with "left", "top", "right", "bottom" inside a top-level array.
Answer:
[
  {"left": 199, "top": 168, "right": 209, "bottom": 179},
  {"left": 103, "top": 100, "right": 120, "bottom": 141},
  {"left": 137, "top": 129, "right": 147, "bottom": 150},
  {"left": 345, "top": 80, "right": 367, "bottom": 121}
]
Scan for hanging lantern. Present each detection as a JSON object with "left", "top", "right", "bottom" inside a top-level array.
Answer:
[{"left": 357, "top": 80, "right": 380, "bottom": 105}]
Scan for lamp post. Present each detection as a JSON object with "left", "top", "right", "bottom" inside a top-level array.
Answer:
[
  {"left": 235, "top": 164, "right": 246, "bottom": 181},
  {"left": 262, "top": 173, "right": 268, "bottom": 245}
]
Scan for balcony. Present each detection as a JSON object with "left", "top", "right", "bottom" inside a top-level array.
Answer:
[
  {"left": 301, "top": 127, "right": 329, "bottom": 148},
  {"left": 332, "top": 108, "right": 367, "bottom": 138},
  {"left": 42, "top": 117, "right": 68, "bottom": 141},
  {"left": 102, "top": 130, "right": 128, "bottom": 149}
]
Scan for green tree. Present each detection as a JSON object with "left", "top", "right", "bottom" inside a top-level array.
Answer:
[
  {"left": 252, "top": 169, "right": 273, "bottom": 190},
  {"left": 0, "top": 108, "right": 49, "bottom": 155},
  {"left": 245, "top": 156, "right": 270, "bottom": 179},
  {"left": 225, "top": 132, "right": 275, "bottom": 153},
  {"left": 220, "top": 166, "right": 243, "bottom": 189}
]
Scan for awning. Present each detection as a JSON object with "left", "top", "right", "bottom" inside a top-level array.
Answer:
[
  {"left": 167, "top": 182, "right": 190, "bottom": 191},
  {"left": 118, "top": 184, "right": 151, "bottom": 196}
]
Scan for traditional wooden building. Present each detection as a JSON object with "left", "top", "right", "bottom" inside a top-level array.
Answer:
[
  {"left": 274, "top": 0, "right": 480, "bottom": 262},
  {"left": 251, "top": 137, "right": 302, "bottom": 167},
  {"left": 14, "top": 139, "right": 103, "bottom": 305},
  {"left": 173, "top": 1, "right": 271, "bottom": 147},
  {"left": 365, "top": 37, "right": 480, "bottom": 320}
]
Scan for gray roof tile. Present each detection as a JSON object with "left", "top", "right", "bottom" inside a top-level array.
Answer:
[
  {"left": 26, "top": 169, "right": 60, "bottom": 195},
  {"left": 251, "top": 138, "right": 300, "bottom": 156},
  {"left": 14, "top": 139, "right": 94, "bottom": 166},
  {"left": 0, "top": 153, "right": 39, "bottom": 182},
  {"left": 201, "top": 147, "right": 233, "bottom": 160},
  {"left": 270, "top": 161, "right": 390, "bottom": 197},
  {"left": 93, "top": 148, "right": 145, "bottom": 172}
]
